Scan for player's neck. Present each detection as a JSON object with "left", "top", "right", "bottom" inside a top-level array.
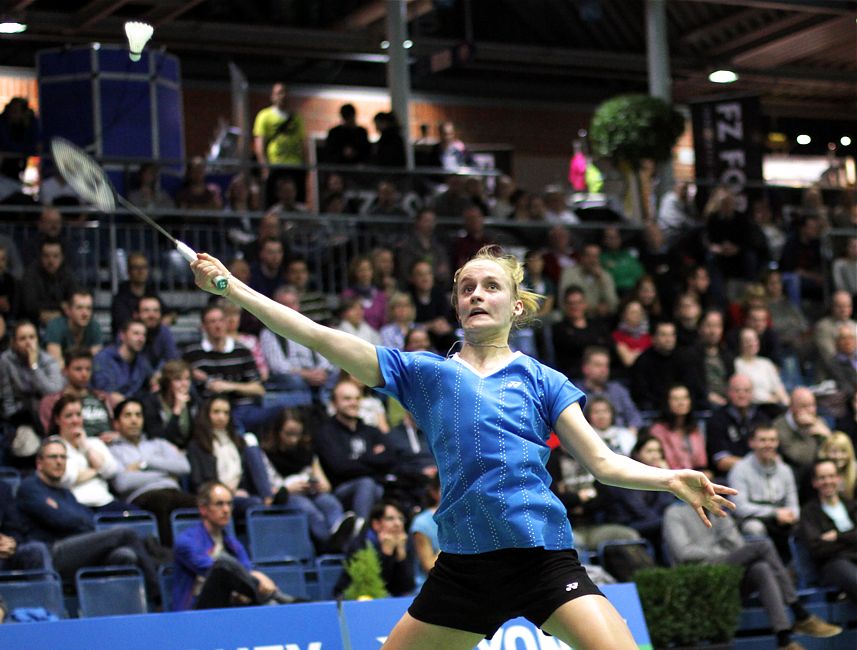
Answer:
[{"left": 459, "top": 339, "right": 514, "bottom": 368}]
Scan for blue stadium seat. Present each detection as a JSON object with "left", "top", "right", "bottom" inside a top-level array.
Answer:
[
  {"left": 0, "top": 569, "right": 65, "bottom": 619},
  {"left": 75, "top": 565, "right": 148, "bottom": 618},
  {"left": 0, "top": 467, "right": 21, "bottom": 497},
  {"left": 246, "top": 506, "right": 314, "bottom": 564},
  {"left": 315, "top": 555, "right": 346, "bottom": 602},
  {"left": 94, "top": 511, "right": 159, "bottom": 542},
  {"left": 157, "top": 564, "right": 174, "bottom": 612},
  {"left": 252, "top": 560, "right": 309, "bottom": 601}
]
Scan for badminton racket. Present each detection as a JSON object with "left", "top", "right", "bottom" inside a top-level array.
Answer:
[{"left": 49, "top": 137, "right": 228, "bottom": 291}]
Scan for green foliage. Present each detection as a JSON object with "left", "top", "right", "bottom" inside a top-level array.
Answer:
[
  {"left": 635, "top": 564, "right": 744, "bottom": 648},
  {"left": 342, "top": 543, "right": 389, "bottom": 600},
  {"left": 590, "top": 94, "right": 685, "bottom": 167}
]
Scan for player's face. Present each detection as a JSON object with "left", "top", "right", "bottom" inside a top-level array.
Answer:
[{"left": 455, "top": 260, "right": 521, "bottom": 334}]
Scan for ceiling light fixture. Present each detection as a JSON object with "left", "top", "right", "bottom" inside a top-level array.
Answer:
[
  {"left": 0, "top": 20, "right": 26, "bottom": 34},
  {"left": 796, "top": 134, "right": 811, "bottom": 145},
  {"left": 708, "top": 69, "right": 738, "bottom": 84},
  {"left": 841, "top": 136, "right": 852, "bottom": 147}
]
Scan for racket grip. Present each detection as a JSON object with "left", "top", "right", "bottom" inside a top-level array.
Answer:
[{"left": 176, "top": 241, "right": 228, "bottom": 292}]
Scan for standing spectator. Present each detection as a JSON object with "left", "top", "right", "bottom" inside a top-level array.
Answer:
[
  {"left": 630, "top": 321, "right": 683, "bottom": 412},
  {"left": 44, "top": 289, "right": 103, "bottom": 367},
  {"left": 396, "top": 208, "right": 451, "bottom": 288},
  {"left": 705, "top": 374, "right": 771, "bottom": 476},
  {"left": 136, "top": 295, "right": 179, "bottom": 376},
  {"left": 253, "top": 82, "right": 306, "bottom": 206},
  {"left": 172, "top": 481, "right": 289, "bottom": 611},
  {"left": 0, "top": 97, "right": 38, "bottom": 181},
  {"left": 108, "top": 398, "right": 196, "bottom": 546},
  {"left": 0, "top": 320, "right": 63, "bottom": 446},
  {"left": 733, "top": 327, "right": 789, "bottom": 412},
  {"left": 649, "top": 384, "right": 709, "bottom": 473},
  {"left": 20, "top": 238, "right": 77, "bottom": 327},
  {"left": 175, "top": 157, "right": 222, "bottom": 210},
  {"left": 578, "top": 346, "right": 643, "bottom": 433},
  {"left": 141, "top": 359, "right": 199, "bottom": 449},
  {"left": 341, "top": 255, "right": 387, "bottom": 331},
  {"left": 313, "top": 379, "right": 394, "bottom": 521},
  {"left": 325, "top": 103, "right": 370, "bottom": 164},
  {"left": 92, "top": 318, "right": 153, "bottom": 404},
  {"left": 728, "top": 425, "right": 799, "bottom": 563},
  {"left": 186, "top": 396, "right": 270, "bottom": 518},
  {"left": 17, "top": 437, "right": 159, "bottom": 595},
  {"left": 552, "top": 287, "right": 611, "bottom": 381},
  {"left": 431, "top": 121, "right": 472, "bottom": 171},
  {"left": 559, "top": 244, "right": 619, "bottom": 319},
  {"left": 111, "top": 251, "right": 161, "bottom": 338},
  {"left": 260, "top": 408, "right": 357, "bottom": 552},
  {"left": 39, "top": 348, "right": 113, "bottom": 440},
  {"left": 813, "top": 290, "right": 856, "bottom": 365},
  {"left": 372, "top": 111, "right": 406, "bottom": 168},
  {"left": 773, "top": 387, "right": 832, "bottom": 489},
  {"left": 798, "top": 459, "right": 857, "bottom": 603}
]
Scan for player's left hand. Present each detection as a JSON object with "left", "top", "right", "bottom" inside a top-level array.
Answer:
[{"left": 668, "top": 469, "right": 736, "bottom": 528}]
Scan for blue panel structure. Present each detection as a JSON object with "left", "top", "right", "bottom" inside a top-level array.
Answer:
[
  {"left": 100, "top": 79, "right": 153, "bottom": 158},
  {"left": 38, "top": 80, "right": 95, "bottom": 151}
]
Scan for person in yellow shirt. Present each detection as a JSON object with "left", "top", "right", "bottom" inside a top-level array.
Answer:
[{"left": 253, "top": 82, "right": 306, "bottom": 206}]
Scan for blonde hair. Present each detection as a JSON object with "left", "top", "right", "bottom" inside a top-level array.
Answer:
[
  {"left": 451, "top": 245, "right": 542, "bottom": 328},
  {"left": 819, "top": 431, "right": 856, "bottom": 500}
]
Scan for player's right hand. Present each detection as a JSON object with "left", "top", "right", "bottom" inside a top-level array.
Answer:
[{"left": 192, "top": 253, "right": 231, "bottom": 296}]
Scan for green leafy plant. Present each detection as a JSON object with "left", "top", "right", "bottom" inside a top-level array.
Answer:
[
  {"left": 342, "top": 544, "right": 389, "bottom": 600},
  {"left": 635, "top": 564, "right": 743, "bottom": 648},
  {"left": 590, "top": 94, "right": 685, "bottom": 220}
]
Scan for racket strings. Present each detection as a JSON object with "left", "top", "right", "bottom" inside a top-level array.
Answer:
[{"left": 50, "top": 138, "right": 117, "bottom": 212}]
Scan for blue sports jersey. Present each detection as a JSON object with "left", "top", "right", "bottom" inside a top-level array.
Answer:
[{"left": 375, "top": 347, "right": 585, "bottom": 554}]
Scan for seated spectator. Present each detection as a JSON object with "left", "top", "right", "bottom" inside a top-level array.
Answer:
[
  {"left": 240, "top": 213, "right": 287, "bottom": 267},
  {"left": 431, "top": 121, "right": 472, "bottom": 171},
  {"left": 728, "top": 425, "right": 799, "bottom": 564},
  {"left": 773, "top": 387, "right": 832, "bottom": 492},
  {"left": 818, "top": 325, "right": 857, "bottom": 402},
  {"left": 20, "top": 237, "right": 77, "bottom": 327},
  {"left": 629, "top": 275, "right": 664, "bottom": 326},
  {"left": 136, "top": 295, "right": 179, "bottom": 377},
  {"left": 18, "top": 437, "right": 159, "bottom": 595},
  {"left": 0, "top": 243, "right": 19, "bottom": 322},
  {"left": 406, "top": 260, "right": 455, "bottom": 352},
  {"left": 39, "top": 347, "right": 113, "bottom": 440},
  {"left": 364, "top": 180, "right": 407, "bottom": 218},
  {"left": 108, "top": 398, "right": 197, "bottom": 545},
  {"left": 141, "top": 359, "right": 199, "bottom": 449},
  {"left": 0, "top": 481, "right": 51, "bottom": 572},
  {"left": 338, "top": 498, "right": 415, "bottom": 598},
  {"left": 175, "top": 156, "right": 223, "bottom": 210},
  {"left": 403, "top": 327, "right": 434, "bottom": 353},
  {"left": 818, "top": 432, "right": 856, "bottom": 500},
  {"left": 726, "top": 282, "right": 767, "bottom": 330},
  {"left": 578, "top": 346, "right": 643, "bottom": 433},
  {"left": 22, "top": 208, "right": 80, "bottom": 269},
  {"left": 560, "top": 244, "right": 619, "bottom": 319},
  {"left": 664, "top": 500, "right": 841, "bottom": 649},
  {"left": 657, "top": 180, "right": 698, "bottom": 246},
  {"left": 452, "top": 206, "right": 496, "bottom": 271},
  {"left": 43, "top": 289, "right": 102, "bottom": 367},
  {"left": 336, "top": 296, "right": 381, "bottom": 346},
  {"left": 92, "top": 318, "right": 153, "bottom": 405},
  {"left": 831, "top": 236, "right": 857, "bottom": 297},
  {"left": 600, "top": 226, "right": 643, "bottom": 297},
  {"left": 517, "top": 249, "right": 555, "bottom": 358},
  {"left": 813, "top": 290, "right": 856, "bottom": 365},
  {"left": 127, "top": 163, "right": 172, "bottom": 210},
  {"left": 489, "top": 174, "right": 516, "bottom": 219},
  {"left": 630, "top": 321, "right": 684, "bottom": 412},
  {"left": 552, "top": 287, "right": 611, "bottom": 381},
  {"left": 333, "top": 371, "right": 389, "bottom": 433},
  {"left": 187, "top": 396, "right": 270, "bottom": 518},
  {"left": 673, "top": 292, "right": 701, "bottom": 350},
  {"left": 763, "top": 269, "right": 811, "bottom": 385},
  {"left": 1, "top": 320, "right": 64, "bottom": 450},
  {"left": 410, "top": 475, "right": 440, "bottom": 587},
  {"left": 677, "top": 309, "right": 734, "bottom": 408},
  {"left": 48, "top": 395, "right": 131, "bottom": 512},
  {"left": 705, "top": 185, "right": 767, "bottom": 285},
  {"left": 313, "top": 379, "right": 394, "bottom": 521},
  {"left": 221, "top": 301, "right": 268, "bottom": 383},
  {"left": 325, "top": 103, "right": 370, "bottom": 165},
  {"left": 341, "top": 255, "right": 387, "bottom": 331},
  {"left": 248, "top": 237, "right": 286, "bottom": 299},
  {"left": 733, "top": 327, "right": 789, "bottom": 413},
  {"left": 111, "top": 251, "right": 161, "bottom": 338},
  {"left": 705, "top": 374, "right": 771, "bottom": 477},
  {"left": 684, "top": 263, "right": 723, "bottom": 312},
  {"left": 752, "top": 198, "right": 786, "bottom": 263},
  {"left": 543, "top": 188, "right": 577, "bottom": 225},
  {"left": 184, "top": 305, "right": 273, "bottom": 434},
  {"left": 267, "top": 176, "right": 307, "bottom": 215},
  {"left": 611, "top": 300, "right": 651, "bottom": 372},
  {"left": 385, "top": 411, "right": 437, "bottom": 484},
  {"left": 798, "top": 459, "right": 857, "bottom": 603},
  {"left": 379, "top": 292, "right": 416, "bottom": 351},
  {"left": 284, "top": 256, "right": 334, "bottom": 325},
  {"left": 370, "top": 246, "right": 400, "bottom": 298},
  {"left": 464, "top": 177, "right": 491, "bottom": 217},
  {"left": 727, "top": 304, "right": 782, "bottom": 367},
  {"left": 780, "top": 213, "right": 825, "bottom": 303},
  {"left": 261, "top": 285, "right": 335, "bottom": 406},
  {"left": 542, "top": 224, "right": 578, "bottom": 287},
  {"left": 602, "top": 435, "right": 674, "bottom": 562},
  {"left": 172, "top": 481, "right": 292, "bottom": 611},
  {"left": 259, "top": 408, "right": 357, "bottom": 552},
  {"left": 395, "top": 209, "right": 451, "bottom": 288},
  {"left": 585, "top": 396, "right": 635, "bottom": 456},
  {"left": 649, "top": 384, "right": 709, "bottom": 474}
]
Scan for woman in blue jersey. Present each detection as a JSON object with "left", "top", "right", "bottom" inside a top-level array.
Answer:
[{"left": 191, "top": 245, "right": 736, "bottom": 650}]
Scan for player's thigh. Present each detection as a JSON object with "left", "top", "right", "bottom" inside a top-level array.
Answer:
[
  {"left": 381, "top": 612, "right": 485, "bottom": 650},
  {"left": 540, "top": 594, "right": 637, "bottom": 650}
]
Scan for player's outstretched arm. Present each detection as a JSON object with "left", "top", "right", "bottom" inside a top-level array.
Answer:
[
  {"left": 554, "top": 402, "right": 736, "bottom": 528},
  {"left": 191, "top": 253, "right": 382, "bottom": 388}
]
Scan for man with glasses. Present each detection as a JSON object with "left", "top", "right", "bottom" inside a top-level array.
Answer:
[
  {"left": 16, "top": 437, "right": 159, "bottom": 594},
  {"left": 172, "top": 480, "right": 293, "bottom": 611}
]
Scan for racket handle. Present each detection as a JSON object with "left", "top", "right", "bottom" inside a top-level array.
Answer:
[{"left": 176, "top": 241, "right": 228, "bottom": 292}]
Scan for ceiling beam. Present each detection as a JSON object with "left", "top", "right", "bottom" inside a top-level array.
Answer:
[
  {"left": 332, "top": 0, "right": 432, "bottom": 31},
  {"left": 708, "top": 13, "right": 827, "bottom": 56},
  {"left": 72, "top": 0, "right": 131, "bottom": 31},
  {"left": 142, "top": 0, "right": 207, "bottom": 28},
  {"left": 680, "top": 8, "right": 769, "bottom": 45},
  {"left": 680, "top": 0, "right": 857, "bottom": 15},
  {"left": 731, "top": 15, "right": 857, "bottom": 66}
]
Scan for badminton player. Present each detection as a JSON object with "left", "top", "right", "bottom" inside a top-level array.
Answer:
[{"left": 192, "top": 246, "right": 736, "bottom": 649}]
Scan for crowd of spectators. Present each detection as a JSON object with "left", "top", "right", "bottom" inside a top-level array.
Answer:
[{"left": 0, "top": 90, "right": 855, "bottom": 633}]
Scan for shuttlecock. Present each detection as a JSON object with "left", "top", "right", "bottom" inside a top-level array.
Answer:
[{"left": 124, "top": 21, "right": 153, "bottom": 62}]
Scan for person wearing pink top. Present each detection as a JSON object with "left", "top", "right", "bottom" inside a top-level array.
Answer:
[{"left": 649, "top": 384, "right": 710, "bottom": 475}]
